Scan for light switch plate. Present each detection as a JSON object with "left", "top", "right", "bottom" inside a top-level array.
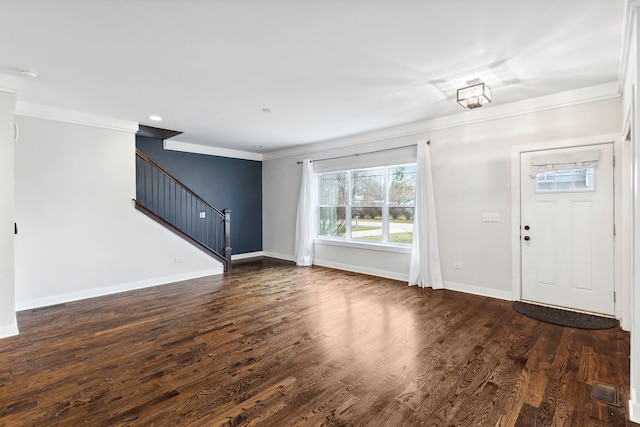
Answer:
[{"left": 482, "top": 213, "right": 500, "bottom": 222}]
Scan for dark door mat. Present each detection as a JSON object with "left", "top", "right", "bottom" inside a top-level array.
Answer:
[{"left": 513, "top": 301, "right": 618, "bottom": 329}]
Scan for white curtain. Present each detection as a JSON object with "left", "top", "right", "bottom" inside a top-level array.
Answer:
[
  {"left": 295, "top": 159, "right": 315, "bottom": 266},
  {"left": 409, "top": 141, "right": 443, "bottom": 289}
]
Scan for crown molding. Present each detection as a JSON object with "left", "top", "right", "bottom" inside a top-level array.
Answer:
[
  {"left": 15, "top": 102, "right": 139, "bottom": 133},
  {"left": 262, "top": 82, "right": 621, "bottom": 161},
  {"left": 0, "top": 73, "right": 21, "bottom": 94},
  {"left": 9, "top": 80, "right": 620, "bottom": 161},
  {"left": 164, "top": 139, "right": 263, "bottom": 161},
  {"left": 618, "top": 0, "right": 640, "bottom": 93}
]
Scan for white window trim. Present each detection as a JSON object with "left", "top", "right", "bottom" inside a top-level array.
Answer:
[
  {"left": 314, "top": 236, "right": 412, "bottom": 254},
  {"left": 317, "top": 163, "right": 416, "bottom": 246}
]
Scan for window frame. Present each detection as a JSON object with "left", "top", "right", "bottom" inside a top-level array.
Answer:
[{"left": 317, "top": 163, "right": 416, "bottom": 247}]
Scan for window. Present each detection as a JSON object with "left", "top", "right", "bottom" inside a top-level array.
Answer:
[
  {"left": 318, "top": 165, "right": 416, "bottom": 244},
  {"left": 535, "top": 168, "right": 594, "bottom": 192}
]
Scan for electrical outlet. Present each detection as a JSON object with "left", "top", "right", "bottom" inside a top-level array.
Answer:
[
  {"left": 199, "top": 211, "right": 206, "bottom": 219},
  {"left": 453, "top": 262, "right": 462, "bottom": 269},
  {"left": 175, "top": 256, "right": 184, "bottom": 263}
]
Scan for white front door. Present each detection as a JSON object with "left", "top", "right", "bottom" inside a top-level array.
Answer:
[{"left": 520, "top": 144, "right": 614, "bottom": 315}]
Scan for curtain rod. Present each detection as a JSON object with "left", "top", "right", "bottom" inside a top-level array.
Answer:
[{"left": 296, "top": 141, "right": 429, "bottom": 165}]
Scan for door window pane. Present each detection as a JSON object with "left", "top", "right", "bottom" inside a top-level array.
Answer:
[{"left": 535, "top": 168, "right": 594, "bottom": 192}]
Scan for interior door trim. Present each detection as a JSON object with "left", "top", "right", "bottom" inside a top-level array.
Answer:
[{"left": 510, "top": 134, "right": 618, "bottom": 303}]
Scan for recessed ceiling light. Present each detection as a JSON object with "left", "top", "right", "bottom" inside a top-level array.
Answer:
[
  {"left": 20, "top": 69, "right": 38, "bottom": 79},
  {"left": 254, "top": 145, "right": 264, "bottom": 148},
  {"left": 149, "top": 115, "right": 163, "bottom": 121},
  {"left": 262, "top": 108, "right": 272, "bottom": 113}
]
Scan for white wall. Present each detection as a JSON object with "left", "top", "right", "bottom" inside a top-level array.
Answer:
[
  {"left": 0, "top": 90, "right": 17, "bottom": 338},
  {"left": 14, "top": 116, "right": 223, "bottom": 310},
  {"left": 263, "top": 97, "right": 622, "bottom": 298}
]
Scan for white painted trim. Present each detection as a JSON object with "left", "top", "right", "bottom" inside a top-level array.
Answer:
[
  {"left": 615, "top": 135, "right": 633, "bottom": 331},
  {"left": 0, "top": 73, "right": 21, "bottom": 93},
  {"left": 0, "top": 322, "right": 19, "bottom": 339},
  {"left": 16, "top": 268, "right": 223, "bottom": 311},
  {"left": 131, "top": 82, "right": 621, "bottom": 163},
  {"left": 620, "top": 0, "right": 640, "bottom": 94},
  {"left": 164, "top": 139, "right": 263, "bottom": 161},
  {"left": 510, "top": 135, "right": 620, "bottom": 314},
  {"left": 15, "top": 102, "right": 139, "bottom": 133},
  {"left": 313, "top": 238, "right": 412, "bottom": 254},
  {"left": 263, "top": 83, "right": 621, "bottom": 161},
  {"left": 269, "top": 252, "right": 514, "bottom": 300},
  {"left": 232, "top": 251, "right": 264, "bottom": 260},
  {"left": 443, "top": 281, "right": 513, "bottom": 301},
  {"left": 630, "top": 387, "right": 640, "bottom": 423},
  {"left": 262, "top": 251, "right": 296, "bottom": 262},
  {"left": 633, "top": 23, "right": 640, "bottom": 420},
  {"left": 312, "top": 259, "right": 409, "bottom": 282},
  {"left": 511, "top": 144, "right": 523, "bottom": 302},
  {"left": 0, "top": 86, "right": 17, "bottom": 95}
]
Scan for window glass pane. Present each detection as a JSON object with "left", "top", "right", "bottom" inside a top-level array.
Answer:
[
  {"left": 537, "top": 181, "right": 554, "bottom": 191},
  {"left": 351, "top": 207, "right": 382, "bottom": 241},
  {"left": 535, "top": 168, "right": 594, "bottom": 192},
  {"left": 389, "top": 207, "right": 414, "bottom": 244},
  {"left": 555, "top": 177, "right": 572, "bottom": 190},
  {"left": 351, "top": 169, "right": 384, "bottom": 206},
  {"left": 319, "top": 207, "right": 346, "bottom": 237},
  {"left": 319, "top": 172, "right": 346, "bottom": 205},
  {"left": 317, "top": 164, "right": 416, "bottom": 246},
  {"left": 573, "top": 169, "right": 593, "bottom": 190},
  {"left": 389, "top": 166, "right": 416, "bottom": 206}
]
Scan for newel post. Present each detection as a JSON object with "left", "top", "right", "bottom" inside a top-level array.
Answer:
[{"left": 223, "top": 209, "right": 232, "bottom": 272}]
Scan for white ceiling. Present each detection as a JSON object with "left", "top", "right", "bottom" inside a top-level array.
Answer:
[{"left": 0, "top": 0, "right": 626, "bottom": 153}]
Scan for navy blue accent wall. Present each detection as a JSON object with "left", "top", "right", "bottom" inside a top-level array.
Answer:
[{"left": 136, "top": 136, "right": 262, "bottom": 254}]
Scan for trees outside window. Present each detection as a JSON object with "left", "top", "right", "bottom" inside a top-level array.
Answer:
[{"left": 318, "top": 164, "right": 416, "bottom": 244}]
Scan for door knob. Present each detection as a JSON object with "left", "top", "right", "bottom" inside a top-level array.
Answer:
[{"left": 524, "top": 236, "right": 531, "bottom": 241}]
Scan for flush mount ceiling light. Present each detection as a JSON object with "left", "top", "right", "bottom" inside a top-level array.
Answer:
[
  {"left": 457, "top": 79, "right": 492, "bottom": 109},
  {"left": 262, "top": 108, "right": 272, "bottom": 113},
  {"left": 19, "top": 69, "right": 39, "bottom": 79},
  {"left": 149, "top": 115, "right": 163, "bottom": 121}
]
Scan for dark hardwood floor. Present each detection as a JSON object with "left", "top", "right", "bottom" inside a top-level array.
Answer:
[{"left": 0, "top": 257, "right": 635, "bottom": 426}]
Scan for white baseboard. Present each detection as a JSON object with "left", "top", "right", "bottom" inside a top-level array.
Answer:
[
  {"left": 312, "top": 259, "right": 409, "bottom": 282},
  {"left": 0, "top": 321, "right": 19, "bottom": 339},
  {"left": 16, "top": 268, "right": 223, "bottom": 311},
  {"left": 443, "top": 281, "right": 513, "bottom": 301},
  {"left": 262, "top": 251, "right": 296, "bottom": 262},
  {"left": 630, "top": 388, "right": 640, "bottom": 423},
  {"left": 621, "top": 314, "right": 632, "bottom": 332},
  {"left": 232, "top": 251, "right": 264, "bottom": 260}
]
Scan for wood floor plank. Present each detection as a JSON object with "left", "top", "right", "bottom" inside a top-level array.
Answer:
[{"left": 0, "top": 257, "right": 635, "bottom": 426}]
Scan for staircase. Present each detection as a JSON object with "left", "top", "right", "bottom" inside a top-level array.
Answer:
[{"left": 134, "top": 149, "right": 232, "bottom": 272}]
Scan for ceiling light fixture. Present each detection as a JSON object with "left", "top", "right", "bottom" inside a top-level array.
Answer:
[
  {"left": 149, "top": 115, "right": 163, "bottom": 121},
  {"left": 457, "top": 79, "right": 491, "bottom": 109},
  {"left": 262, "top": 108, "right": 272, "bottom": 113},
  {"left": 20, "top": 69, "right": 39, "bottom": 79}
]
